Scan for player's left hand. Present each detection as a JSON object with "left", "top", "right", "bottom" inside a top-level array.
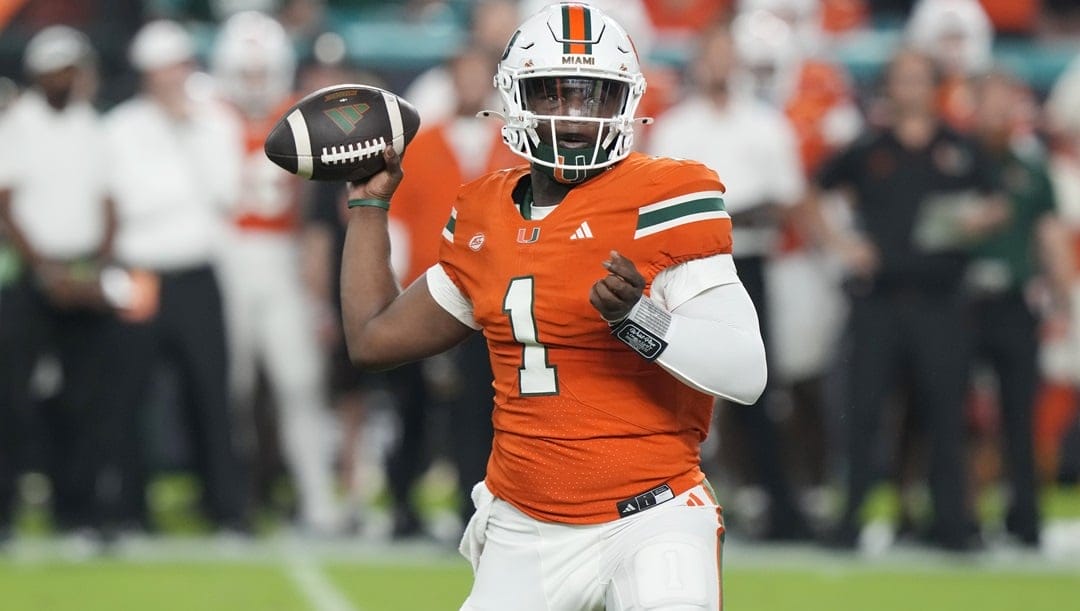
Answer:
[{"left": 590, "top": 250, "right": 645, "bottom": 323}]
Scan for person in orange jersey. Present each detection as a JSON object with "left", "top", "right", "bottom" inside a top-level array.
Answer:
[
  {"left": 342, "top": 4, "right": 765, "bottom": 609},
  {"left": 211, "top": 11, "right": 341, "bottom": 535}
]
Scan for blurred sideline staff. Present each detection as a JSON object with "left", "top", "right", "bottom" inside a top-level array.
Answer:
[
  {"left": 99, "top": 20, "right": 248, "bottom": 532},
  {"left": 803, "top": 49, "right": 1009, "bottom": 551},
  {"left": 967, "top": 69, "right": 1075, "bottom": 547},
  {"left": 0, "top": 25, "right": 117, "bottom": 538}
]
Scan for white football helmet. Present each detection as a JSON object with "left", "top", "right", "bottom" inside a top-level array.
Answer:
[
  {"left": 485, "top": 2, "right": 648, "bottom": 184},
  {"left": 732, "top": 9, "right": 801, "bottom": 104},
  {"left": 906, "top": 0, "right": 993, "bottom": 76},
  {"left": 211, "top": 10, "right": 296, "bottom": 117},
  {"left": 738, "top": 0, "right": 822, "bottom": 55}
]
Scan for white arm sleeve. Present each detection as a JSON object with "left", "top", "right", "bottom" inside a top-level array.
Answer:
[
  {"left": 655, "top": 281, "right": 767, "bottom": 405},
  {"left": 425, "top": 263, "right": 481, "bottom": 330},
  {"left": 651, "top": 253, "right": 740, "bottom": 310}
]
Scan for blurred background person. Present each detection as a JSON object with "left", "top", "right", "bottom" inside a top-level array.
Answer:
[
  {"left": 404, "top": 0, "right": 520, "bottom": 125},
  {"left": 804, "top": 49, "right": 1008, "bottom": 551},
  {"left": 732, "top": 0, "right": 862, "bottom": 521},
  {"left": 648, "top": 23, "right": 811, "bottom": 541},
  {"left": 211, "top": 9, "right": 342, "bottom": 536},
  {"left": 0, "top": 25, "right": 117, "bottom": 541},
  {"left": 967, "top": 68, "right": 1075, "bottom": 547},
  {"left": 100, "top": 20, "right": 248, "bottom": 534},
  {"left": 389, "top": 46, "right": 519, "bottom": 533},
  {"left": 1040, "top": 49, "right": 1080, "bottom": 485},
  {"left": 295, "top": 36, "right": 398, "bottom": 534}
]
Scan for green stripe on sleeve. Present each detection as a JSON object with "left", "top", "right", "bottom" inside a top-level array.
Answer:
[{"left": 636, "top": 197, "right": 726, "bottom": 231}]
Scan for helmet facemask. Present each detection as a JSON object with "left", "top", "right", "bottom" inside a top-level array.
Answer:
[{"left": 516, "top": 76, "right": 632, "bottom": 183}]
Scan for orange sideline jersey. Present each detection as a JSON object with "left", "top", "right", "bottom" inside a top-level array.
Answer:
[
  {"left": 439, "top": 152, "right": 732, "bottom": 524},
  {"left": 390, "top": 123, "right": 521, "bottom": 285},
  {"left": 233, "top": 100, "right": 303, "bottom": 232},
  {"left": 781, "top": 59, "right": 856, "bottom": 252},
  {"left": 785, "top": 59, "right": 856, "bottom": 175}
]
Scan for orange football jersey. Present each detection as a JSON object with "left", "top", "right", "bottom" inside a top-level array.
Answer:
[
  {"left": 233, "top": 100, "right": 303, "bottom": 232},
  {"left": 439, "top": 152, "right": 732, "bottom": 523}
]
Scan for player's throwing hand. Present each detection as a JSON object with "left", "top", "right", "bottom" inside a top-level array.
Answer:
[
  {"left": 590, "top": 250, "right": 645, "bottom": 323},
  {"left": 346, "top": 147, "right": 404, "bottom": 203}
]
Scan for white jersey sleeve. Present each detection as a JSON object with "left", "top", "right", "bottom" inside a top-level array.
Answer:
[
  {"left": 650, "top": 253, "right": 740, "bottom": 311},
  {"left": 426, "top": 262, "right": 481, "bottom": 330}
]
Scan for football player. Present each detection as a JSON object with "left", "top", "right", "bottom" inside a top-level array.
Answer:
[
  {"left": 211, "top": 11, "right": 341, "bottom": 534},
  {"left": 342, "top": 3, "right": 765, "bottom": 609}
]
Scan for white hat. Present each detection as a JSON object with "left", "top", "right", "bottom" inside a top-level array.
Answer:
[
  {"left": 129, "top": 20, "right": 195, "bottom": 72},
  {"left": 24, "top": 25, "right": 91, "bottom": 75}
]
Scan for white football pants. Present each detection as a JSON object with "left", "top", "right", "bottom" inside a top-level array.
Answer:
[
  {"left": 220, "top": 231, "right": 339, "bottom": 530},
  {"left": 459, "top": 481, "right": 725, "bottom": 611}
]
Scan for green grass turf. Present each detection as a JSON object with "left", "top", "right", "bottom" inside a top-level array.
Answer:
[
  {"left": 3, "top": 478, "right": 1078, "bottom": 610},
  {"left": 0, "top": 562, "right": 309, "bottom": 611},
  {"left": 723, "top": 570, "right": 1078, "bottom": 611},
  {"left": 325, "top": 562, "right": 473, "bottom": 611},
  {"left": 1, "top": 558, "right": 1075, "bottom": 611}
]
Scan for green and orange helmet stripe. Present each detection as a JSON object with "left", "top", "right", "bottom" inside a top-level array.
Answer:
[{"left": 561, "top": 3, "right": 593, "bottom": 55}]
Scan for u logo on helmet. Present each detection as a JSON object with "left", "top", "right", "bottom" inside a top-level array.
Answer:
[{"left": 554, "top": 154, "right": 588, "bottom": 183}]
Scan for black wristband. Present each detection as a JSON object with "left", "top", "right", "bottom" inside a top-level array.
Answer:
[
  {"left": 609, "top": 297, "right": 671, "bottom": 361},
  {"left": 611, "top": 318, "right": 668, "bottom": 361}
]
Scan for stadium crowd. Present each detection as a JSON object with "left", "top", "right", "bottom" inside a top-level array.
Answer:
[{"left": 1, "top": 0, "right": 1080, "bottom": 556}]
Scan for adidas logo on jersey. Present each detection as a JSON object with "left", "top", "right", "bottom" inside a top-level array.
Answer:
[{"left": 570, "top": 221, "right": 594, "bottom": 240}]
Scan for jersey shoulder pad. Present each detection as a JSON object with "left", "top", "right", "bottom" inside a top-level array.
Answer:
[
  {"left": 454, "top": 166, "right": 529, "bottom": 213},
  {"left": 621, "top": 153, "right": 726, "bottom": 197}
]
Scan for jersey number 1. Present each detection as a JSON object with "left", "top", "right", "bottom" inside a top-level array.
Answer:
[{"left": 503, "top": 277, "right": 559, "bottom": 395}]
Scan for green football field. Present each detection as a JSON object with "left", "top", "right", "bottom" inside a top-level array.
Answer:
[
  {"left": 2, "top": 481, "right": 1079, "bottom": 610},
  {"left": 2, "top": 539, "right": 1078, "bottom": 611}
]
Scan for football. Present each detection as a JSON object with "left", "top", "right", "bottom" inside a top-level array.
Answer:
[{"left": 264, "top": 84, "right": 421, "bottom": 182}]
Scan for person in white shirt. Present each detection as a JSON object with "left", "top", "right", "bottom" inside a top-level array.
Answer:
[
  {"left": 648, "top": 23, "right": 810, "bottom": 541},
  {"left": 0, "top": 26, "right": 117, "bottom": 541},
  {"left": 100, "top": 20, "right": 249, "bottom": 533}
]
